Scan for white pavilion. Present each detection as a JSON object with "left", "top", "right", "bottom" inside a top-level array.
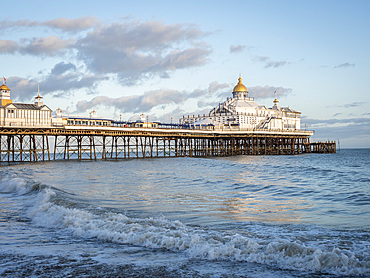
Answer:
[{"left": 180, "top": 76, "right": 301, "bottom": 130}]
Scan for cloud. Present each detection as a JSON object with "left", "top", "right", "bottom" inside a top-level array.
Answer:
[
  {"left": 74, "top": 81, "right": 228, "bottom": 114},
  {"left": 157, "top": 108, "right": 188, "bottom": 123},
  {"left": 0, "top": 37, "right": 74, "bottom": 56},
  {"left": 253, "top": 56, "right": 290, "bottom": 68},
  {"left": 76, "top": 89, "right": 187, "bottom": 113},
  {"left": 304, "top": 117, "right": 370, "bottom": 147},
  {"left": 340, "top": 102, "right": 364, "bottom": 108},
  {"left": 51, "top": 62, "right": 77, "bottom": 75},
  {"left": 74, "top": 80, "right": 292, "bottom": 117},
  {"left": 7, "top": 63, "right": 107, "bottom": 101},
  {"left": 75, "top": 20, "right": 211, "bottom": 84},
  {"left": 0, "top": 17, "right": 99, "bottom": 32},
  {"left": 197, "top": 99, "right": 220, "bottom": 109},
  {"left": 208, "top": 81, "right": 229, "bottom": 93},
  {"left": 0, "top": 40, "right": 18, "bottom": 53},
  {"left": 187, "top": 81, "right": 229, "bottom": 99},
  {"left": 6, "top": 77, "right": 38, "bottom": 102},
  {"left": 326, "top": 102, "right": 366, "bottom": 109},
  {"left": 334, "top": 62, "right": 355, "bottom": 69},
  {"left": 303, "top": 117, "right": 370, "bottom": 128},
  {"left": 0, "top": 17, "right": 212, "bottom": 93},
  {"left": 19, "top": 36, "right": 74, "bottom": 56},
  {"left": 44, "top": 17, "right": 100, "bottom": 32},
  {"left": 230, "top": 45, "right": 245, "bottom": 53},
  {"left": 249, "top": 86, "right": 292, "bottom": 99}
]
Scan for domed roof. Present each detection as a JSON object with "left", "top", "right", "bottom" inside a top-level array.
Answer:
[
  {"left": 0, "top": 84, "right": 10, "bottom": 91},
  {"left": 233, "top": 76, "right": 247, "bottom": 92}
]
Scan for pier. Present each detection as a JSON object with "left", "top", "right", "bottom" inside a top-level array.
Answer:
[
  {"left": 310, "top": 141, "right": 337, "bottom": 154},
  {"left": 0, "top": 76, "right": 337, "bottom": 163},
  {"left": 0, "top": 126, "right": 335, "bottom": 163}
]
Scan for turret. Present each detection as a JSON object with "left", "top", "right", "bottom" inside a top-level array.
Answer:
[
  {"left": 232, "top": 75, "right": 248, "bottom": 99},
  {"left": 34, "top": 84, "right": 44, "bottom": 107},
  {"left": 272, "top": 91, "right": 280, "bottom": 110},
  {"left": 0, "top": 77, "right": 12, "bottom": 106}
]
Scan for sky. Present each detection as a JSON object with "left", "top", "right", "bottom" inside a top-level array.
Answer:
[{"left": 1, "top": 0, "right": 369, "bottom": 148}]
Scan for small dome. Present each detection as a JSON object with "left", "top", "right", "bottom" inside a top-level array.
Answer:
[
  {"left": 0, "top": 84, "right": 10, "bottom": 91},
  {"left": 233, "top": 76, "right": 247, "bottom": 92}
]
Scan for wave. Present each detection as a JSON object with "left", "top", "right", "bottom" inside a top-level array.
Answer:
[{"left": 1, "top": 175, "right": 369, "bottom": 276}]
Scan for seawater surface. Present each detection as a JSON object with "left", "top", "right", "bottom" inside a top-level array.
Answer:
[{"left": 0, "top": 149, "right": 369, "bottom": 277}]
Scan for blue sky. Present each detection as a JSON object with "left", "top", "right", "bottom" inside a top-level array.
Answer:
[{"left": 1, "top": 0, "right": 369, "bottom": 148}]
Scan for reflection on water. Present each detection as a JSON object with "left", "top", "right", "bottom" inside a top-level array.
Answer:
[
  {"left": 14, "top": 157, "right": 313, "bottom": 225},
  {"left": 5, "top": 150, "right": 369, "bottom": 230},
  {"left": 220, "top": 195, "right": 311, "bottom": 222}
]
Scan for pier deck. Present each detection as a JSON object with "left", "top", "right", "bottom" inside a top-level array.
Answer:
[{"left": 0, "top": 126, "right": 335, "bottom": 162}]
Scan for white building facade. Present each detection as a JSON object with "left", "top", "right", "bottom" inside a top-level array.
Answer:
[
  {"left": 180, "top": 76, "right": 301, "bottom": 130},
  {"left": 0, "top": 80, "right": 52, "bottom": 127}
]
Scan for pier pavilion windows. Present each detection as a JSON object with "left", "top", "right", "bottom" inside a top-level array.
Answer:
[{"left": 7, "top": 109, "right": 14, "bottom": 117}]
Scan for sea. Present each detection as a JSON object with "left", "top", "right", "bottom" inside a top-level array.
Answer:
[{"left": 0, "top": 148, "right": 369, "bottom": 277}]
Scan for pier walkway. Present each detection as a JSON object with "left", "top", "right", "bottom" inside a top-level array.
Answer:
[{"left": 0, "top": 126, "right": 335, "bottom": 162}]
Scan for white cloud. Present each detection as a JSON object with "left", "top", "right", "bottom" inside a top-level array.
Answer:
[
  {"left": 8, "top": 63, "right": 107, "bottom": 101},
  {"left": 0, "top": 17, "right": 212, "bottom": 93},
  {"left": 19, "top": 36, "right": 74, "bottom": 56},
  {"left": 44, "top": 17, "right": 100, "bottom": 32},
  {"left": 75, "top": 20, "right": 211, "bottom": 83},
  {"left": 0, "top": 40, "right": 18, "bottom": 53},
  {"left": 75, "top": 89, "right": 187, "bottom": 114},
  {"left": 0, "top": 17, "right": 99, "bottom": 32}
]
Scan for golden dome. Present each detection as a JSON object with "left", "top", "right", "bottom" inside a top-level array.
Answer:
[
  {"left": 0, "top": 84, "right": 10, "bottom": 91},
  {"left": 233, "top": 76, "right": 247, "bottom": 92}
]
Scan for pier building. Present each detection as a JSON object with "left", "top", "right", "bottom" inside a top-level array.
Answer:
[
  {"left": 180, "top": 76, "right": 301, "bottom": 131},
  {"left": 0, "top": 79, "right": 52, "bottom": 127},
  {"left": 52, "top": 109, "right": 113, "bottom": 127}
]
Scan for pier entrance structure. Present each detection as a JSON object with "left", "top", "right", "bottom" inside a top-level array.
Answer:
[
  {"left": 0, "top": 126, "right": 335, "bottom": 163},
  {"left": 0, "top": 79, "right": 52, "bottom": 128}
]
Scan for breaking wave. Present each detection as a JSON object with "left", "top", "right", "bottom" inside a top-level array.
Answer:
[{"left": 1, "top": 175, "right": 369, "bottom": 276}]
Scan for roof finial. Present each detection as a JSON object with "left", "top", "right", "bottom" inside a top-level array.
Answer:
[
  {"left": 2, "top": 77, "right": 5, "bottom": 85},
  {"left": 38, "top": 83, "right": 40, "bottom": 97}
]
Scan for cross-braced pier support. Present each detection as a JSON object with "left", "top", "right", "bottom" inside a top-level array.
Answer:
[
  {"left": 0, "top": 128, "right": 335, "bottom": 163},
  {"left": 0, "top": 133, "right": 50, "bottom": 162},
  {"left": 50, "top": 133, "right": 316, "bottom": 160}
]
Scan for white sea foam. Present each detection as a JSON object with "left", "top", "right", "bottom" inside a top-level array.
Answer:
[
  {"left": 22, "top": 182, "right": 369, "bottom": 276},
  {"left": 0, "top": 175, "right": 30, "bottom": 195}
]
